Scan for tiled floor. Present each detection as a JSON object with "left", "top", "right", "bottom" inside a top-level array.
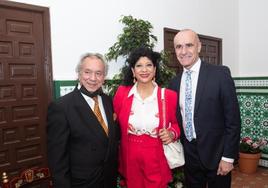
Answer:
[{"left": 232, "top": 166, "right": 268, "bottom": 188}]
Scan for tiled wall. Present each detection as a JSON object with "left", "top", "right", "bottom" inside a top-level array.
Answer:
[
  {"left": 234, "top": 77, "right": 268, "bottom": 167},
  {"left": 234, "top": 77, "right": 268, "bottom": 142}
]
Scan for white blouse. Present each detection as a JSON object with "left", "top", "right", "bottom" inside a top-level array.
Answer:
[{"left": 128, "top": 83, "right": 159, "bottom": 138}]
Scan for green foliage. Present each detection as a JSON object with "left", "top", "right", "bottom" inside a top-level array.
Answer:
[
  {"left": 158, "top": 50, "right": 176, "bottom": 87},
  {"left": 104, "top": 15, "right": 176, "bottom": 96},
  {"left": 168, "top": 168, "right": 185, "bottom": 188},
  {"left": 239, "top": 137, "right": 268, "bottom": 154},
  {"left": 263, "top": 146, "right": 268, "bottom": 154},
  {"left": 103, "top": 78, "right": 121, "bottom": 97},
  {"left": 106, "top": 15, "right": 157, "bottom": 61},
  {"left": 240, "top": 142, "right": 261, "bottom": 154}
]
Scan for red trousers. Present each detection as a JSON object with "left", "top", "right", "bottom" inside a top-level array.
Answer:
[{"left": 126, "top": 134, "right": 169, "bottom": 188}]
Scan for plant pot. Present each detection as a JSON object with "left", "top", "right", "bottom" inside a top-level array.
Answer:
[{"left": 238, "top": 152, "right": 261, "bottom": 174}]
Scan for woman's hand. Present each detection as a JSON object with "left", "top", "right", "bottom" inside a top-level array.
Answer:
[{"left": 159, "top": 128, "right": 174, "bottom": 144}]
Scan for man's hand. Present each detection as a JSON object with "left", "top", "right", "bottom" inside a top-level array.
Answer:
[{"left": 217, "top": 160, "right": 234, "bottom": 175}]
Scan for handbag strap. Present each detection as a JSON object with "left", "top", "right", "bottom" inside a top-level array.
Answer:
[{"left": 161, "top": 88, "right": 167, "bottom": 129}]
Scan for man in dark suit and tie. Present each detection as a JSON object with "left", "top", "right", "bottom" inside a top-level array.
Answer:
[
  {"left": 169, "top": 29, "right": 241, "bottom": 188},
  {"left": 47, "top": 53, "right": 119, "bottom": 188}
]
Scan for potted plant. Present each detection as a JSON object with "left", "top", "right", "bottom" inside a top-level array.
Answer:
[{"left": 238, "top": 137, "right": 267, "bottom": 174}]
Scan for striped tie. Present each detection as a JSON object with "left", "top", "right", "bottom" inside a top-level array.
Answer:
[{"left": 93, "top": 96, "right": 108, "bottom": 136}]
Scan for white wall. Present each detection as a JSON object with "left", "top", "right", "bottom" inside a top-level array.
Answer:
[
  {"left": 238, "top": 0, "right": 268, "bottom": 77},
  {"left": 10, "top": 0, "right": 245, "bottom": 79}
]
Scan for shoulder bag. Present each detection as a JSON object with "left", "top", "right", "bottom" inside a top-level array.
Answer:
[{"left": 161, "top": 88, "right": 185, "bottom": 169}]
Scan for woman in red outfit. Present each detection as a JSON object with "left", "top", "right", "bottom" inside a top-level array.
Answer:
[{"left": 113, "top": 47, "right": 181, "bottom": 188}]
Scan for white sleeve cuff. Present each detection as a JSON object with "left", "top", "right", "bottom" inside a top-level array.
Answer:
[{"left": 221, "top": 157, "right": 234, "bottom": 163}]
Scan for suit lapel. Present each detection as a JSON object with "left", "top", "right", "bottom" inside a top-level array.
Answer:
[
  {"left": 174, "top": 74, "right": 182, "bottom": 93},
  {"left": 73, "top": 88, "right": 108, "bottom": 142},
  {"left": 176, "top": 74, "right": 182, "bottom": 110},
  {"left": 175, "top": 74, "right": 185, "bottom": 138},
  {"left": 101, "top": 94, "right": 117, "bottom": 162},
  {"left": 194, "top": 62, "right": 209, "bottom": 114}
]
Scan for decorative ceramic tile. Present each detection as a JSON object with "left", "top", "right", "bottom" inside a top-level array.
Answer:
[
  {"left": 235, "top": 79, "right": 268, "bottom": 87},
  {"left": 238, "top": 94, "right": 268, "bottom": 140},
  {"left": 261, "top": 153, "right": 268, "bottom": 167},
  {"left": 235, "top": 77, "right": 268, "bottom": 167},
  {"left": 236, "top": 88, "right": 268, "bottom": 94}
]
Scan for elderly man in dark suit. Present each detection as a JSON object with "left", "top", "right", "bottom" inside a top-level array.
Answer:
[
  {"left": 47, "top": 53, "right": 119, "bottom": 188},
  {"left": 168, "top": 29, "right": 241, "bottom": 188}
]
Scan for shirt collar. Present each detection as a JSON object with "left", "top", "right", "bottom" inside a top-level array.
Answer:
[
  {"left": 77, "top": 83, "right": 82, "bottom": 89},
  {"left": 183, "top": 58, "right": 201, "bottom": 74},
  {"left": 78, "top": 83, "right": 92, "bottom": 101},
  {"left": 128, "top": 81, "right": 158, "bottom": 101}
]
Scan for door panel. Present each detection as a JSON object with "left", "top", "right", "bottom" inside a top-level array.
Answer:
[{"left": 0, "top": 1, "right": 52, "bottom": 177}]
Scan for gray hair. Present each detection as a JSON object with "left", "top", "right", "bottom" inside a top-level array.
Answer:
[{"left": 75, "top": 52, "right": 108, "bottom": 76}]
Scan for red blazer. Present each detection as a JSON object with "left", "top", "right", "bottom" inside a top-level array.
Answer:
[{"left": 113, "top": 85, "right": 180, "bottom": 183}]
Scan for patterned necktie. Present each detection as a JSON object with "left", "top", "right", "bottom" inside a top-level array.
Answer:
[
  {"left": 93, "top": 96, "right": 109, "bottom": 136},
  {"left": 185, "top": 70, "right": 193, "bottom": 141}
]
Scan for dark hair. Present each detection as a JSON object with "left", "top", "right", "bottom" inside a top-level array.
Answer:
[{"left": 122, "top": 47, "right": 161, "bottom": 85}]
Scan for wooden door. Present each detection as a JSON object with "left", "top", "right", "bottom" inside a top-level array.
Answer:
[
  {"left": 0, "top": 1, "right": 52, "bottom": 176},
  {"left": 164, "top": 27, "right": 222, "bottom": 73}
]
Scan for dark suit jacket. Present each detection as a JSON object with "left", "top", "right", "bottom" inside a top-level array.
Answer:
[
  {"left": 47, "top": 86, "right": 119, "bottom": 188},
  {"left": 169, "top": 61, "right": 241, "bottom": 170}
]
